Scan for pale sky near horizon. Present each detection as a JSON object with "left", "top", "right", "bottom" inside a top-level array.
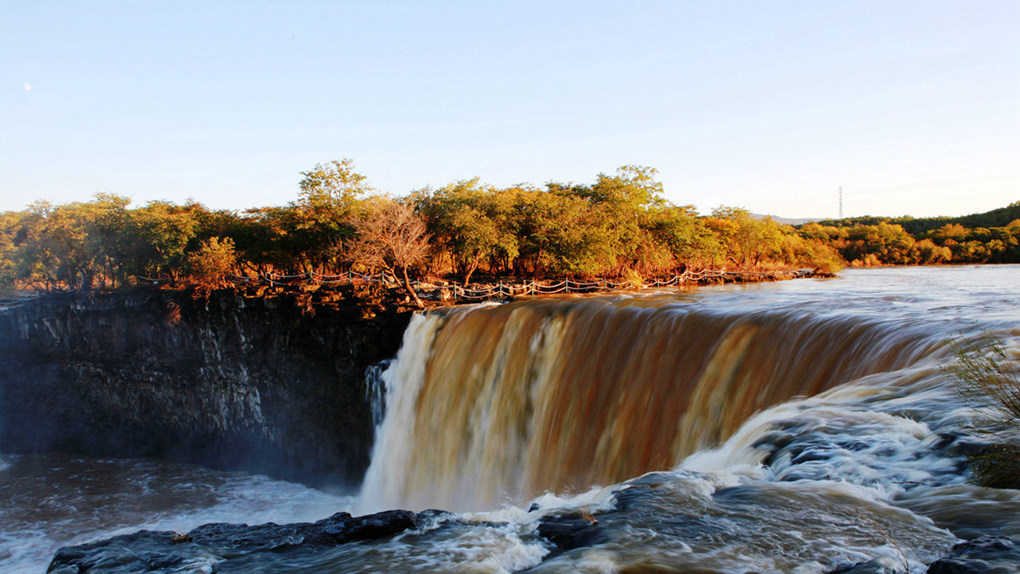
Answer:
[{"left": 2, "top": 1, "right": 1017, "bottom": 219}]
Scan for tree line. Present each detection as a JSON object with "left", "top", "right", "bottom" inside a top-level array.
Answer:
[
  {"left": 802, "top": 201, "right": 1020, "bottom": 266},
  {"left": 1, "top": 160, "right": 1016, "bottom": 299}
]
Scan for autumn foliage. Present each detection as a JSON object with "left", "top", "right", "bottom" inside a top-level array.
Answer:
[{"left": 1, "top": 160, "right": 1016, "bottom": 294}]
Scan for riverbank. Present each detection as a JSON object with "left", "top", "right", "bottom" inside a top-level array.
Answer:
[
  {"left": 222, "top": 266, "right": 834, "bottom": 309},
  {"left": 1, "top": 267, "right": 832, "bottom": 313}
]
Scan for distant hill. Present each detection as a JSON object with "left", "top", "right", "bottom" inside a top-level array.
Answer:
[
  {"left": 806, "top": 201, "right": 1020, "bottom": 233},
  {"left": 752, "top": 214, "right": 820, "bottom": 226}
]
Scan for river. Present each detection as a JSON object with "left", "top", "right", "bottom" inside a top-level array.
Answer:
[{"left": 3, "top": 266, "right": 1019, "bottom": 572}]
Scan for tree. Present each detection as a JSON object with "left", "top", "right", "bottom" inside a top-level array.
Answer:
[
  {"left": 838, "top": 222, "right": 916, "bottom": 265},
  {"left": 417, "top": 179, "right": 519, "bottom": 284},
  {"left": 559, "top": 166, "right": 669, "bottom": 274},
  {"left": 587, "top": 165, "right": 666, "bottom": 210},
  {"left": 125, "top": 201, "right": 202, "bottom": 281},
  {"left": 511, "top": 187, "right": 617, "bottom": 276},
  {"left": 642, "top": 204, "right": 708, "bottom": 271},
  {"left": 293, "top": 159, "right": 372, "bottom": 272},
  {"left": 0, "top": 211, "right": 23, "bottom": 288},
  {"left": 23, "top": 201, "right": 90, "bottom": 288},
  {"left": 347, "top": 198, "right": 430, "bottom": 308},
  {"left": 709, "top": 207, "right": 785, "bottom": 268},
  {"left": 299, "top": 158, "right": 372, "bottom": 207},
  {"left": 7, "top": 195, "right": 132, "bottom": 289},
  {"left": 932, "top": 223, "right": 969, "bottom": 243},
  {"left": 910, "top": 239, "right": 952, "bottom": 264}
]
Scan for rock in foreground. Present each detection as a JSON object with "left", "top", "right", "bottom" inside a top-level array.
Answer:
[
  {"left": 926, "top": 536, "right": 1020, "bottom": 574},
  {"left": 47, "top": 509, "right": 419, "bottom": 573}
]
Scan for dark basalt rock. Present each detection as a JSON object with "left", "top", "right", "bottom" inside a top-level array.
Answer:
[
  {"left": 0, "top": 287, "right": 413, "bottom": 487},
  {"left": 47, "top": 509, "right": 423, "bottom": 573},
  {"left": 315, "top": 509, "right": 417, "bottom": 543},
  {"left": 536, "top": 514, "right": 606, "bottom": 552},
  {"left": 926, "top": 536, "right": 1020, "bottom": 574}
]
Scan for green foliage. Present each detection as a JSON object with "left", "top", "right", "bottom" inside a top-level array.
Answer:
[
  {"left": 708, "top": 207, "right": 786, "bottom": 268},
  {"left": 780, "top": 233, "right": 846, "bottom": 274},
  {"left": 5, "top": 195, "right": 133, "bottom": 289},
  {"left": 585, "top": 165, "right": 666, "bottom": 211},
  {"left": 298, "top": 158, "right": 371, "bottom": 208},
  {"left": 415, "top": 179, "right": 518, "bottom": 284},
  {"left": 126, "top": 201, "right": 201, "bottom": 280},
  {"left": 510, "top": 186, "right": 621, "bottom": 276},
  {"left": 287, "top": 159, "right": 373, "bottom": 272},
  {"left": 949, "top": 333, "right": 1020, "bottom": 425},
  {"left": 945, "top": 333, "right": 1020, "bottom": 489}
]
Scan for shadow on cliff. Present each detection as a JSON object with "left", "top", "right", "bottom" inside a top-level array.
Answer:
[{"left": 0, "top": 286, "right": 415, "bottom": 489}]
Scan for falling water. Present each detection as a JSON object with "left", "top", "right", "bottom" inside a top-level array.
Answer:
[{"left": 357, "top": 294, "right": 947, "bottom": 512}]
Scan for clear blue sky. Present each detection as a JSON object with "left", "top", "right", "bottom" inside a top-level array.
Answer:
[{"left": 3, "top": 1, "right": 1017, "bottom": 219}]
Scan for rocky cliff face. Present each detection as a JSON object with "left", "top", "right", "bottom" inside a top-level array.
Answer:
[{"left": 0, "top": 287, "right": 413, "bottom": 488}]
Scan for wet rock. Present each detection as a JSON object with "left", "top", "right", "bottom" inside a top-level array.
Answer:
[
  {"left": 536, "top": 515, "right": 606, "bottom": 552},
  {"left": 47, "top": 509, "right": 425, "bottom": 573},
  {"left": 187, "top": 520, "right": 337, "bottom": 552},
  {"left": 48, "top": 530, "right": 211, "bottom": 574},
  {"left": 926, "top": 536, "right": 1020, "bottom": 574},
  {"left": 316, "top": 509, "right": 417, "bottom": 543},
  {"left": 612, "top": 472, "right": 679, "bottom": 508}
]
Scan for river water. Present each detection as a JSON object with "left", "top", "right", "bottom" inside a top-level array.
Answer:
[{"left": 2, "top": 266, "right": 1019, "bottom": 572}]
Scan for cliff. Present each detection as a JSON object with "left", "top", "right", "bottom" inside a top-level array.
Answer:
[{"left": 0, "top": 286, "right": 413, "bottom": 488}]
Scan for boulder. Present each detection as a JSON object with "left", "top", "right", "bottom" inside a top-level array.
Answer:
[
  {"left": 926, "top": 536, "right": 1020, "bottom": 574},
  {"left": 47, "top": 509, "right": 424, "bottom": 573}
]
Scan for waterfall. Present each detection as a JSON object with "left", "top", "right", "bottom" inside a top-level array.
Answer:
[
  {"left": 364, "top": 359, "right": 392, "bottom": 428},
  {"left": 357, "top": 313, "right": 448, "bottom": 513},
  {"left": 356, "top": 296, "right": 939, "bottom": 513}
]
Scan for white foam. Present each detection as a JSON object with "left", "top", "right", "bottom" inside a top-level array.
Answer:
[{"left": 355, "top": 313, "right": 447, "bottom": 513}]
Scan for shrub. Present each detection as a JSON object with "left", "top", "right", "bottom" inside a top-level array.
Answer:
[
  {"left": 188, "top": 236, "right": 237, "bottom": 297},
  {"left": 945, "top": 332, "right": 1020, "bottom": 488}
]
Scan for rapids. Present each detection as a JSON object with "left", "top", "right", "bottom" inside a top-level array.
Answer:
[
  {"left": 358, "top": 266, "right": 1018, "bottom": 514},
  {"left": 349, "top": 265, "right": 1020, "bottom": 571},
  {"left": 3, "top": 265, "right": 1020, "bottom": 572}
]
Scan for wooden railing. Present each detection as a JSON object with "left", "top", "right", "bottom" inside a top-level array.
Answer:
[{"left": 225, "top": 268, "right": 816, "bottom": 303}]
